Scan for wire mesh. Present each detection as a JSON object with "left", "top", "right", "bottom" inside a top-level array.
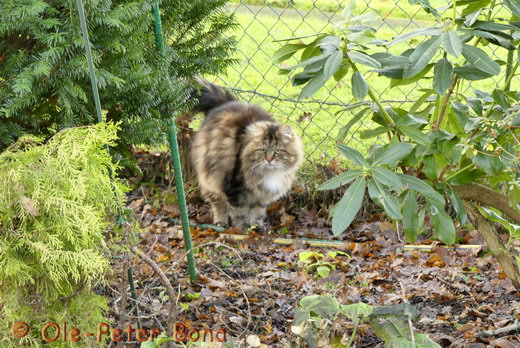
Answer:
[{"left": 215, "top": 0, "right": 517, "bottom": 185}]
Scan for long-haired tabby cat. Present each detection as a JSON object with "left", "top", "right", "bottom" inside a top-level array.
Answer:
[{"left": 190, "top": 80, "right": 303, "bottom": 230}]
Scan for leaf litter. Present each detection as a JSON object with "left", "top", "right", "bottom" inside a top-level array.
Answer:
[{"left": 105, "top": 149, "right": 520, "bottom": 347}]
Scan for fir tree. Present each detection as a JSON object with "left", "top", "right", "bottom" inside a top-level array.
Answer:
[{"left": 0, "top": 0, "right": 236, "bottom": 160}]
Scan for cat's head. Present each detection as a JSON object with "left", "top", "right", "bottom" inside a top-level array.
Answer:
[{"left": 241, "top": 121, "right": 303, "bottom": 173}]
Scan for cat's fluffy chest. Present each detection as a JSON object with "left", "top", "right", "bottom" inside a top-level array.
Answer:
[{"left": 259, "top": 170, "right": 289, "bottom": 195}]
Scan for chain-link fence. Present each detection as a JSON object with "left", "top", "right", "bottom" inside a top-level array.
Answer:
[{"left": 215, "top": 0, "right": 517, "bottom": 185}]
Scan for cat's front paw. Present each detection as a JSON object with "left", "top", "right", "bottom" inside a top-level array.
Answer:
[
  {"left": 214, "top": 221, "right": 229, "bottom": 228},
  {"left": 249, "top": 223, "right": 268, "bottom": 234}
]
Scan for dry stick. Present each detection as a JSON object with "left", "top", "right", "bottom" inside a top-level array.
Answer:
[
  {"left": 119, "top": 257, "right": 129, "bottom": 326},
  {"left": 479, "top": 319, "right": 520, "bottom": 338},
  {"left": 131, "top": 246, "right": 178, "bottom": 336},
  {"left": 399, "top": 281, "right": 416, "bottom": 346},
  {"left": 464, "top": 203, "right": 520, "bottom": 290}
]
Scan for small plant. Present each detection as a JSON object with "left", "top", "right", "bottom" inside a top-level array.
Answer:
[
  {"left": 292, "top": 294, "right": 440, "bottom": 347},
  {"left": 274, "top": 0, "right": 520, "bottom": 288},
  {"left": 298, "top": 250, "right": 350, "bottom": 278}
]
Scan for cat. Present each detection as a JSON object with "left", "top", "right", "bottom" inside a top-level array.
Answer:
[{"left": 189, "top": 80, "right": 303, "bottom": 230}]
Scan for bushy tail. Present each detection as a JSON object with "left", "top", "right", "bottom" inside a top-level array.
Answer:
[{"left": 191, "top": 79, "right": 237, "bottom": 116}]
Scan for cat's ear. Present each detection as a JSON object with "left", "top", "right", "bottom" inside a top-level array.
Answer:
[{"left": 278, "top": 125, "right": 293, "bottom": 140}]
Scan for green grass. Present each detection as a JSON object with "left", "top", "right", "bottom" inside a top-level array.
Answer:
[
  {"left": 228, "top": 0, "right": 513, "bottom": 22},
  {"left": 211, "top": 8, "right": 517, "bottom": 182}
]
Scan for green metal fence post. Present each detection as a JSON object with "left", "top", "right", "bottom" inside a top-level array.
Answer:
[{"left": 151, "top": 3, "right": 197, "bottom": 282}]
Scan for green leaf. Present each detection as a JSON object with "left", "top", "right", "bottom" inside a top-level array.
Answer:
[
  {"left": 471, "top": 21, "right": 518, "bottom": 32},
  {"left": 399, "top": 126, "right": 431, "bottom": 146},
  {"left": 336, "top": 108, "right": 369, "bottom": 141},
  {"left": 504, "top": 0, "right": 520, "bottom": 17},
  {"left": 449, "top": 189, "right": 467, "bottom": 225},
  {"left": 454, "top": 65, "right": 494, "bottom": 80},
  {"left": 300, "top": 294, "right": 341, "bottom": 318},
  {"left": 403, "top": 36, "right": 442, "bottom": 79},
  {"left": 372, "top": 142, "right": 414, "bottom": 166},
  {"left": 348, "top": 51, "right": 381, "bottom": 68},
  {"left": 472, "top": 30, "right": 516, "bottom": 50},
  {"left": 478, "top": 206, "right": 520, "bottom": 238},
  {"left": 299, "top": 251, "right": 321, "bottom": 262},
  {"left": 410, "top": 89, "right": 434, "bottom": 113},
  {"left": 323, "top": 50, "right": 343, "bottom": 79},
  {"left": 333, "top": 63, "right": 350, "bottom": 81},
  {"left": 341, "top": 0, "right": 356, "bottom": 18},
  {"left": 492, "top": 89, "right": 511, "bottom": 110},
  {"left": 370, "top": 166, "right": 403, "bottom": 190},
  {"left": 388, "top": 27, "right": 442, "bottom": 47},
  {"left": 337, "top": 144, "right": 369, "bottom": 167},
  {"left": 396, "top": 114, "right": 429, "bottom": 127},
  {"left": 403, "top": 191, "right": 421, "bottom": 242},
  {"left": 316, "top": 266, "right": 331, "bottom": 278},
  {"left": 447, "top": 168, "right": 485, "bottom": 185},
  {"left": 272, "top": 43, "right": 306, "bottom": 63},
  {"left": 291, "top": 52, "right": 332, "bottom": 70},
  {"left": 398, "top": 174, "right": 445, "bottom": 208},
  {"left": 317, "top": 169, "right": 363, "bottom": 190},
  {"left": 370, "top": 315, "right": 411, "bottom": 343},
  {"left": 409, "top": 0, "right": 440, "bottom": 17},
  {"left": 433, "top": 59, "right": 454, "bottom": 95},
  {"left": 368, "top": 178, "right": 402, "bottom": 219},
  {"left": 299, "top": 73, "right": 327, "bottom": 99},
  {"left": 293, "top": 309, "right": 311, "bottom": 325},
  {"left": 352, "top": 71, "right": 369, "bottom": 100},
  {"left": 423, "top": 155, "right": 441, "bottom": 180},
  {"left": 442, "top": 31, "right": 462, "bottom": 58},
  {"left": 360, "top": 126, "right": 391, "bottom": 139},
  {"left": 474, "top": 152, "right": 504, "bottom": 175},
  {"left": 461, "top": 45, "right": 500, "bottom": 75},
  {"left": 428, "top": 202, "right": 456, "bottom": 245},
  {"left": 332, "top": 177, "right": 366, "bottom": 236},
  {"left": 340, "top": 302, "right": 373, "bottom": 326},
  {"left": 390, "top": 63, "right": 434, "bottom": 88}
]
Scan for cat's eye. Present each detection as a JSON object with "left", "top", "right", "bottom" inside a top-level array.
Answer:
[{"left": 274, "top": 150, "right": 280, "bottom": 154}]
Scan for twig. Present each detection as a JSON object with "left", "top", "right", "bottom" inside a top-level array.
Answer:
[
  {"left": 119, "top": 256, "right": 129, "bottom": 326},
  {"left": 399, "top": 281, "right": 416, "bottom": 346},
  {"left": 433, "top": 77, "right": 458, "bottom": 131},
  {"left": 479, "top": 319, "right": 520, "bottom": 338},
  {"left": 131, "top": 246, "right": 178, "bottom": 336}
]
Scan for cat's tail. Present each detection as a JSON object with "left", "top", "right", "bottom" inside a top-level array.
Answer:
[{"left": 191, "top": 79, "right": 237, "bottom": 116}]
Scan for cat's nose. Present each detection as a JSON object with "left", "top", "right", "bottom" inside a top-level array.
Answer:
[{"left": 266, "top": 155, "right": 274, "bottom": 162}]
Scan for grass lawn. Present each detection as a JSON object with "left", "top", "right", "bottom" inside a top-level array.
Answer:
[{"left": 227, "top": 0, "right": 513, "bottom": 23}]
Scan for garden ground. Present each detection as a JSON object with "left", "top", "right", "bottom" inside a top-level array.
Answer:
[{"left": 104, "top": 149, "right": 520, "bottom": 347}]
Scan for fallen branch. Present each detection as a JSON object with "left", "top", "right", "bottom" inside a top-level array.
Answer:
[
  {"left": 131, "top": 246, "right": 177, "bottom": 336},
  {"left": 464, "top": 203, "right": 520, "bottom": 290},
  {"left": 455, "top": 183, "right": 520, "bottom": 225},
  {"left": 479, "top": 320, "right": 520, "bottom": 338}
]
